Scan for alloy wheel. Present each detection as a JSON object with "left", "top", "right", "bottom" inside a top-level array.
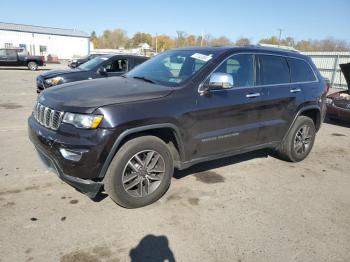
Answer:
[
  {"left": 294, "top": 125, "right": 312, "bottom": 155},
  {"left": 122, "top": 150, "right": 165, "bottom": 197}
]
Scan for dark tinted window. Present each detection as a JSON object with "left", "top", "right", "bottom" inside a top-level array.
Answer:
[
  {"left": 288, "top": 58, "right": 316, "bottom": 82},
  {"left": 105, "top": 59, "right": 128, "bottom": 72},
  {"left": 260, "top": 55, "right": 290, "bottom": 85},
  {"left": 213, "top": 54, "right": 255, "bottom": 87}
]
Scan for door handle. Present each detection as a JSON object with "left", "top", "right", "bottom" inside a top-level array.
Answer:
[
  {"left": 246, "top": 93, "right": 260, "bottom": 98},
  {"left": 290, "top": 88, "right": 301, "bottom": 93}
]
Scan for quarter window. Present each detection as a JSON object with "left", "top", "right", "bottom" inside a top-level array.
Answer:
[
  {"left": 259, "top": 55, "right": 290, "bottom": 85},
  {"left": 288, "top": 58, "right": 316, "bottom": 82},
  {"left": 212, "top": 54, "right": 255, "bottom": 87}
]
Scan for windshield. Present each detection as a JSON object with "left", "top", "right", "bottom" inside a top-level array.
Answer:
[
  {"left": 126, "top": 50, "right": 218, "bottom": 87},
  {"left": 78, "top": 57, "right": 108, "bottom": 70}
]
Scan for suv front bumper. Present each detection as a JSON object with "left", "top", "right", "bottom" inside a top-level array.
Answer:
[
  {"left": 35, "top": 146, "right": 102, "bottom": 198},
  {"left": 28, "top": 115, "right": 117, "bottom": 197}
]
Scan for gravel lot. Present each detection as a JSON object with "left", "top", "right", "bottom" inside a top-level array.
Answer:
[{"left": 0, "top": 64, "right": 349, "bottom": 262}]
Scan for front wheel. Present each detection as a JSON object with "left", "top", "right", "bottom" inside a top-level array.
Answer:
[
  {"left": 277, "top": 116, "right": 316, "bottom": 162},
  {"left": 27, "top": 61, "right": 38, "bottom": 71},
  {"left": 104, "top": 136, "right": 174, "bottom": 208}
]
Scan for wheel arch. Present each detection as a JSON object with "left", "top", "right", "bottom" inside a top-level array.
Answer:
[
  {"left": 279, "top": 105, "right": 321, "bottom": 149},
  {"left": 98, "top": 123, "right": 185, "bottom": 178}
]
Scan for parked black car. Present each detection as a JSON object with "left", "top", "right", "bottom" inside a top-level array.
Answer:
[
  {"left": 28, "top": 46, "right": 327, "bottom": 208},
  {"left": 36, "top": 54, "right": 148, "bottom": 93},
  {"left": 0, "top": 48, "right": 45, "bottom": 70},
  {"left": 68, "top": 53, "right": 108, "bottom": 68}
]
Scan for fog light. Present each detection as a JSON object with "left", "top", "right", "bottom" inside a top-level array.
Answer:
[{"left": 59, "top": 148, "right": 85, "bottom": 161}]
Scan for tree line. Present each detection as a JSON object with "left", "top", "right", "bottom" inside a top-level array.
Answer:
[{"left": 90, "top": 29, "right": 350, "bottom": 52}]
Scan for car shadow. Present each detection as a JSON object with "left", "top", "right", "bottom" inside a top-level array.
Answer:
[
  {"left": 129, "top": 235, "right": 176, "bottom": 262},
  {"left": 324, "top": 117, "right": 350, "bottom": 128},
  {"left": 91, "top": 149, "right": 275, "bottom": 202},
  {"left": 174, "top": 148, "right": 273, "bottom": 179}
]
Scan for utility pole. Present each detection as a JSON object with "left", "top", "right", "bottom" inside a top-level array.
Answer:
[
  {"left": 155, "top": 33, "right": 158, "bottom": 54},
  {"left": 277, "top": 28, "right": 283, "bottom": 47},
  {"left": 201, "top": 31, "right": 204, "bottom": 46}
]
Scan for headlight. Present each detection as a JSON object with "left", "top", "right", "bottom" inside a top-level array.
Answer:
[
  {"left": 45, "top": 76, "right": 64, "bottom": 86},
  {"left": 63, "top": 113, "right": 103, "bottom": 129},
  {"left": 326, "top": 98, "right": 333, "bottom": 105}
]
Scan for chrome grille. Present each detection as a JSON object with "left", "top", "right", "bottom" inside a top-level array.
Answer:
[{"left": 33, "top": 102, "right": 64, "bottom": 130}]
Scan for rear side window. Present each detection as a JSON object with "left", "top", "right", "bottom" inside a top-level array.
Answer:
[
  {"left": 259, "top": 55, "right": 290, "bottom": 85},
  {"left": 288, "top": 58, "right": 316, "bottom": 82}
]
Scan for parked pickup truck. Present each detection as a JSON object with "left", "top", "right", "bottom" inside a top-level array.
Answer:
[{"left": 0, "top": 48, "right": 45, "bottom": 71}]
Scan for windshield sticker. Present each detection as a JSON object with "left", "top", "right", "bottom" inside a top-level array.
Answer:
[
  {"left": 169, "top": 78, "right": 181, "bottom": 83},
  {"left": 191, "top": 53, "right": 213, "bottom": 62}
]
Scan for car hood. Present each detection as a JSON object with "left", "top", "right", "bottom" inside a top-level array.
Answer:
[
  {"left": 340, "top": 63, "right": 350, "bottom": 93},
  {"left": 38, "top": 77, "right": 173, "bottom": 114},
  {"left": 39, "top": 68, "right": 86, "bottom": 79}
]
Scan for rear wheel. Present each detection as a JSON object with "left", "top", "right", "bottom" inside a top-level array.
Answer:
[
  {"left": 277, "top": 116, "right": 316, "bottom": 162},
  {"left": 27, "top": 61, "right": 38, "bottom": 71},
  {"left": 104, "top": 136, "right": 173, "bottom": 208}
]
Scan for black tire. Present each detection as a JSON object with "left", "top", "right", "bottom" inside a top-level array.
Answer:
[
  {"left": 104, "top": 136, "right": 173, "bottom": 208},
  {"left": 277, "top": 116, "right": 316, "bottom": 162},
  {"left": 27, "top": 61, "right": 38, "bottom": 71}
]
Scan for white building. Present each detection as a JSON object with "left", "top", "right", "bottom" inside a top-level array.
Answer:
[{"left": 0, "top": 22, "right": 90, "bottom": 59}]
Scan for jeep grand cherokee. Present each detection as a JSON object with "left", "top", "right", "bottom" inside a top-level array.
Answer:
[{"left": 28, "top": 46, "right": 327, "bottom": 208}]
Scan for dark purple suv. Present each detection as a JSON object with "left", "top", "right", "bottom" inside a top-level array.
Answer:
[{"left": 28, "top": 46, "right": 327, "bottom": 208}]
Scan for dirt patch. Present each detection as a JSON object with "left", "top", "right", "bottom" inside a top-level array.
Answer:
[
  {"left": 194, "top": 171, "right": 225, "bottom": 184},
  {"left": 332, "top": 133, "right": 346, "bottom": 137},
  {"left": 167, "top": 194, "right": 182, "bottom": 201},
  {"left": 91, "top": 246, "right": 112, "bottom": 258},
  {"left": 60, "top": 251, "right": 100, "bottom": 262},
  {"left": 0, "top": 189, "right": 21, "bottom": 196},
  {"left": 24, "top": 185, "right": 40, "bottom": 191},
  {"left": 3, "top": 201, "right": 15, "bottom": 207},
  {"left": 188, "top": 198, "right": 200, "bottom": 205},
  {"left": 25, "top": 248, "right": 32, "bottom": 254},
  {"left": 69, "top": 199, "right": 79, "bottom": 204},
  {"left": 0, "top": 103, "right": 22, "bottom": 109},
  {"left": 61, "top": 247, "right": 113, "bottom": 262}
]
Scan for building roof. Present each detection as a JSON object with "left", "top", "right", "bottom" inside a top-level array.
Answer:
[{"left": 0, "top": 22, "right": 89, "bottom": 38}]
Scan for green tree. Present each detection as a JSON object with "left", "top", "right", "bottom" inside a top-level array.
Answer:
[
  {"left": 90, "top": 31, "right": 99, "bottom": 48},
  {"left": 210, "top": 36, "right": 231, "bottom": 46},
  {"left": 176, "top": 31, "right": 186, "bottom": 47},
  {"left": 156, "top": 35, "right": 175, "bottom": 52},
  {"left": 99, "top": 29, "right": 129, "bottom": 49},
  {"left": 259, "top": 36, "right": 279, "bottom": 45},
  {"left": 235, "top": 37, "right": 251, "bottom": 46},
  {"left": 130, "top": 32, "right": 153, "bottom": 47}
]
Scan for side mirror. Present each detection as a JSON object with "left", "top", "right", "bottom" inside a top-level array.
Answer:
[
  {"left": 208, "top": 73, "right": 234, "bottom": 89},
  {"left": 199, "top": 73, "right": 234, "bottom": 96},
  {"left": 98, "top": 67, "right": 108, "bottom": 76}
]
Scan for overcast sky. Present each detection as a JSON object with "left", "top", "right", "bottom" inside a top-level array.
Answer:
[{"left": 1, "top": 0, "right": 349, "bottom": 42}]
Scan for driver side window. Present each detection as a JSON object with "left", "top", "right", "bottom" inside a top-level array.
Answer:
[
  {"left": 105, "top": 59, "right": 128, "bottom": 72},
  {"left": 212, "top": 54, "right": 255, "bottom": 88}
]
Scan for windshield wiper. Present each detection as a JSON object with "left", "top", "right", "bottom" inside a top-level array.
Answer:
[{"left": 132, "top": 76, "right": 156, "bottom": 84}]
